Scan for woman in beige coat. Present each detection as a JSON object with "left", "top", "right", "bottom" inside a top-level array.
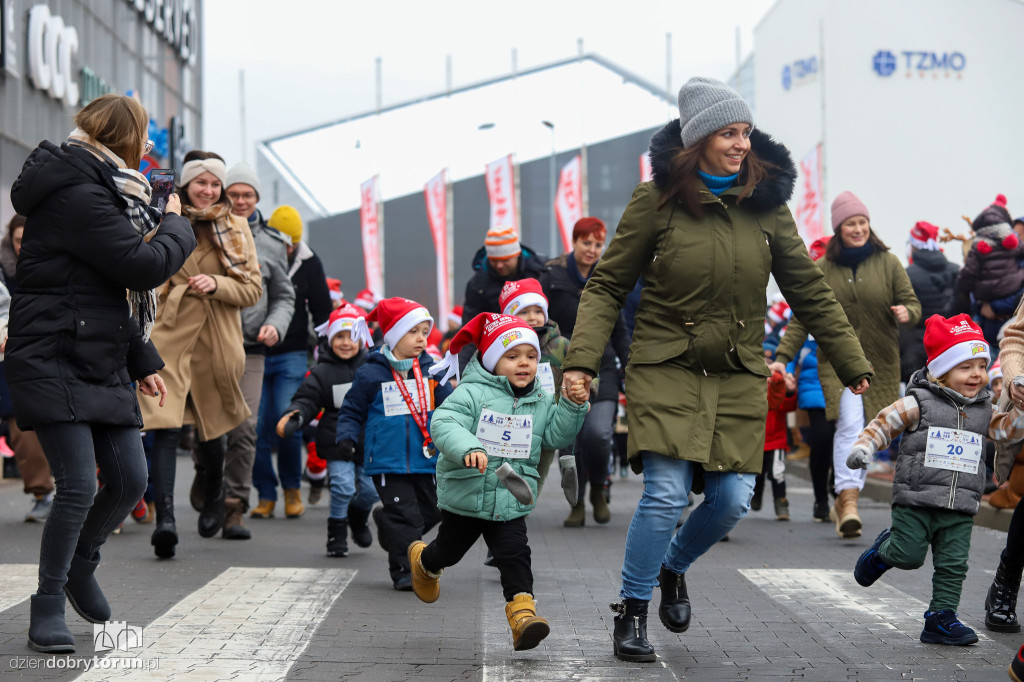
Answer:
[{"left": 142, "top": 150, "right": 262, "bottom": 559}]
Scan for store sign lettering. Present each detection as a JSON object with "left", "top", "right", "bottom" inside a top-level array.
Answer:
[
  {"left": 125, "top": 0, "right": 198, "bottom": 65},
  {"left": 781, "top": 55, "right": 818, "bottom": 91},
  {"left": 873, "top": 49, "right": 966, "bottom": 78},
  {"left": 27, "top": 4, "right": 79, "bottom": 107},
  {"left": 2, "top": 0, "right": 18, "bottom": 77}
]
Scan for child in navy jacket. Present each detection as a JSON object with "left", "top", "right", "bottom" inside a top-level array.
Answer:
[{"left": 336, "top": 298, "right": 453, "bottom": 590}]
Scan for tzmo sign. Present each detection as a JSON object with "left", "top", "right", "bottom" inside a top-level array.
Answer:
[
  {"left": 27, "top": 4, "right": 78, "bottom": 107},
  {"left": 872, "top": 50, "right": 966, "bottom": 78}
]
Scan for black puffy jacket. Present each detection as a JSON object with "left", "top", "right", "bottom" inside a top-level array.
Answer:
[
  {"left": 899, "top": 249, "right": 960, "bottom": 383},
  {"left": 8, "top": 141, "right": 195, "bottom": 427}
]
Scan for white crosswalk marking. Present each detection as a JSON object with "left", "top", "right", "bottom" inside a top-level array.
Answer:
[
  {"left": 0, "top": 564, "right": 37, "bottom": 613},
  {"left": 740, "top": 568, "right": 990, "bottom": 642},
  {"left": 72, "top": 567, "right": 355, "bottom": 681}
]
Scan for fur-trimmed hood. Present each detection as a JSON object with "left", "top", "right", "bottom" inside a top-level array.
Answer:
[{"left": 648, "top": 119, "right": 797, "bottom": 212}]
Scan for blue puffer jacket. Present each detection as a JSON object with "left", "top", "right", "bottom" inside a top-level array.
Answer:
[
  {"left": 336, "top": 349, "right": 453, "bottom": 475},
  {"left": 787, "top": 338, "right": 825, "bottom": 411}
]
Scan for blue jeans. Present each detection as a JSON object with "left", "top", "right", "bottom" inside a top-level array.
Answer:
[
  {"left": 327, "top": 460, "right": 380, "bottom": 519},
  {"left": 620, "top": 452, "right": 755, "bottom": 601},
  {"left": 253, "top": 351, "right": 308, "bottom": 500},
  {"left": 34, "top": 423, "right": 148, "bottom": 595}
]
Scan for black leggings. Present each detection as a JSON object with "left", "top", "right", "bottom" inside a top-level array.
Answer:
[
  {"left": 806, "top": 409, "right": 835, "bottom": 506},
  {"left": 149, "top": 428, "right": 223, "bottom": 498},
  {"left": 1002, "top": 494, "right": 1024, "bottom": 571}
]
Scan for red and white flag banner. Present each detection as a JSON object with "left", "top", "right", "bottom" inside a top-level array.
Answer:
[
  {"left": 555, "top": 154, "right": 583, "bottom": 252},
  {"left": 360, "top": 175, "right": 384, "bottom": 298},
  {"left": 640, "top": 152, "right": 653, "bottom": 183},
  {"left": 485, "top": 155, "right": 517, "bottom": 235},
  {"left": 795, "top": 143, "right": 825, "bottom": 244},
  {"left": 424, "top": 169, "right": 452, "bottom": 332}
]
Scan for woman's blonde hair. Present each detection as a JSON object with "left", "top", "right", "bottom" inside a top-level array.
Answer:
[{"left": 73, "top": 94, "right": 148, "bottom": 170}]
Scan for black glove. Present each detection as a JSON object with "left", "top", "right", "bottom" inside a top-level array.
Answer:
[
  {"left": 277, "top": 410, "right": 303, "bottom": 438},
  {"left": 338, "top": 438, "right": 358, "bottom": 462}
]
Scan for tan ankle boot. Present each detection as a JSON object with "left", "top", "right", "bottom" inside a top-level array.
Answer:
[
  {"left": 829, "top": 488, "right": 862, "bottom": 539},
  {"left": 250, "top": 499, "right": 275, "bottom": 518},
  {"left": 504, "top": 593, "right": 550, "bottom": 651},
  {"left": 284, "top": 489, "right": 304, "bottom": 518},
  {"left": 563, "top": 501, "right": 585, "bottom": 527},
  {"left": 408, "top": 541, "right": 442, "bottom": 603}
]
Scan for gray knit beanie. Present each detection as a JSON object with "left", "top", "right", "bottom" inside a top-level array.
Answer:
[
  {"left": 225, "top": 161, "right": 262, "bottom": 199},
  {"left": 677, "top": 77, "right": 754, "bottom": 149}
]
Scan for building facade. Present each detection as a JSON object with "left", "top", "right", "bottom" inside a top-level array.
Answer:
[{"left": 0, "top": 0, "right": 203, "bottom": 228}]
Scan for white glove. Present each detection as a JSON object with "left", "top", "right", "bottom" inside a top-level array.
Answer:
[{"left": 846, "top": 448, "right": 872, "bottom": 470}]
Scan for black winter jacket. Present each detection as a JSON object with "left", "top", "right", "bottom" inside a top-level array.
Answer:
[
  {"left": 285, "top": 340, "right": 368, "bottom": 462},
  {"left": 7, "top": 141, "right": 196, "bottom": 428},
  {"left": 899, "top": 249, "right": 960, "bottom": 383},
  {"left": 268, "top": 242, "right": 333, "bottom": 356},
  {"left": 542, "top": 252, "right": 631, "bottom": 402}
]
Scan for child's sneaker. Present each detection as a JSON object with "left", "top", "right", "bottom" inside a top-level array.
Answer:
[
  {"left": 1010, "top": 642, "right": 1024, "bottom": 682},
  {"left": 920, "top": 610, "right": 979, "bottom": 646},
  {"left": 854, "top": 527, "right": 892, "bottom": 586},
  {"left": 774, "top": 497, "right": 789, "bottom": 521},
  {"left": 408, "top": 541, "right": 441, "bottom": 603}
]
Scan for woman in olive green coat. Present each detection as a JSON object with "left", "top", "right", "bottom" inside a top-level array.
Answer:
[
  {"left": 560, "top": 77, "right": 872, "bottom": 663},
  {"left": 773, "top": 191, "right": 920, "bottom": 539}
]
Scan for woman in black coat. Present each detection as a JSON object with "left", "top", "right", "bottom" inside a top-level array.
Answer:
[
  {"left": 542, "top": 217, "right": 631, "bottom": 527},
  {"left": 8, "top": 95, "right": 195, "bottom": 654}
]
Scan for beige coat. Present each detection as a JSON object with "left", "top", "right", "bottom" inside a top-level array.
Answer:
[{"left": 140, "top": 214, "right": 262, "bottom": 440}]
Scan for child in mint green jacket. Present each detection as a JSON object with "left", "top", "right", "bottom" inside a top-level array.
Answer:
[{"left": 408, "top": 313, "right": 588, "bottom": 652}]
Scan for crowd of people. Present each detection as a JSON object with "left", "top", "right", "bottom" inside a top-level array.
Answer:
[{"left": 5, "top": 84, "right": 1024, "bottom": 675}]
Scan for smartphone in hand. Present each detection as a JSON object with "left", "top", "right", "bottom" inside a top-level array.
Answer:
[{"left": 149, "top": 169, "right": 176, "bottom": 212}]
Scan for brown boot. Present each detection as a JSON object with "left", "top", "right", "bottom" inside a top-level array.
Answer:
[
  {"left": 563, "top": 501, "right": 586, "bottom": 527},
  {"left": 408, "top": 541, "right": 442, "bottom": 603},
  {"left": 829, "top": 488, "right": 862, "bottom": 539},
  {"left": 284, "top": 489, "right": 305, "bottom": 518},
  {"left": 590, "top": 486, "right": 611, "bottom": 524},
  {"left": 504, "top": 593, "right": 550, "bottom": 651},
  {"left": 250, "top": 499, "right": 275, "bottom": 518},
  {"left": 222, "top": 498, "right": 251, "bottom": 539}
]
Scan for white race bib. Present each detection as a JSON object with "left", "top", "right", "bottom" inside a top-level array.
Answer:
[
  {"left": 332, "top": 382, "right": 352, "bottom": 409},
  {"left": 924, "top": 426, "right": 982, "bottom": 475},
  {"left": 381, "top": 379, "right": 425, "bottom": 417},
  {"left": 536, "top": 362, "right": 556, "bottom": 395},
  {"left": 475, "top": 408, "right": 533, "bottom": 460}
]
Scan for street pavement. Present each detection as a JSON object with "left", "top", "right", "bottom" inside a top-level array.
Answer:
[{"left": 1, "top": 451, "right": 1020, "bottom": 681}]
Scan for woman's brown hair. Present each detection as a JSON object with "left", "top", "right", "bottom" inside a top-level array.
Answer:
[
  {"left": 657, "top": 133, "right": 773, "bottom": 217},
  {"left": 824, "top": 224, "right": 890, "bottom": 262},
  {"left": 73, "top": 94, "right": 148, "bottom": 170},
  {"left": 180, "top": 150, "right": 227, "bottom": 207}
]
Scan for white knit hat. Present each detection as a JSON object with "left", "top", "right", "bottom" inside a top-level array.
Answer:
[{"left": 225, "top": 162, "right": 262, "bottom": 198}]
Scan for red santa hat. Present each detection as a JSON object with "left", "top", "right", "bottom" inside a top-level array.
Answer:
[
  {"left": 764, "top": 293, "right": 791, "bottom": 334},
  {"left": 353, "top": 288, "right": 377, "bottom": 313},
  {"left": 924, "top": 313, "right": 990, "bottom": 378},
  {"left": 990, "top": 357, "right": 1003, "bottom": 383},
  {"left": 499, "top": 278, "right": 548, "bottom": 322},
  {"left": 808, "top": 235, "right": 830, "bottom": 261},
  {"left": 429, "top": 313, "right": 540, "bottom": 385},
  {"left": 367, "top": 297, "right": 434, "bottom": 350},
  {"left": 314, "top": 303, "right": 372, "bottom": 347},
  {"left": 447, "top": 305, "right": 464, "bottom": 329},
  {"left": 325, "top": 277, "right": 343, "bottom": 303},
  {"left": 908, "top": 221, "right": 940, "bottom": 251}
]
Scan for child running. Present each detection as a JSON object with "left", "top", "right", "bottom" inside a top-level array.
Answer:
[
  {"left": 336, "top": 297, "right": 452, "bottom": 590},
  {"left": 277, "top": 304, "right": 378, "bottom": 557},
  {"left": 848, "top": 313, "right": 1024, "bottom": 645},
  {"left": 408, "top": 313, "right": 589, "bottom": 651}
]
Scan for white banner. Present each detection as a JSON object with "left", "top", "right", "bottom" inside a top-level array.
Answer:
[
  {"left": 555, "top": 155, "right": 583, "bottom": 252},
  {"left": 795, "top": 144, "right": 825, "bottom": 244},
  {"left": 360, "top": 175, "right": 384, "bottom": 298},
  {"left": 640, "top": 151, "right": 653, "bottom": 183},
  {"left": 424, "top": 169, "right": 452, "bottom": 332},
  {"left": 485, "top": 155, "right": 517, "bottom": 235}
]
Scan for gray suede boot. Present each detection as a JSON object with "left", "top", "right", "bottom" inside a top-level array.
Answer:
[
  {"left": 27, "top": 593, "right": 76, "bottom": 653},
  {"left": 64, "top": 552, "right": 110, "bottom": 623}
]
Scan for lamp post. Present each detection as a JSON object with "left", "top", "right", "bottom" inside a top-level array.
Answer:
[{"left": 541, "top": 120, "right": 556, "bottom": 258}]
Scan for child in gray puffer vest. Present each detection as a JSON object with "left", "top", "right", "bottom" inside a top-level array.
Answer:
[{"left": 845, "top": 313, "right": 1024, "bottom": 647}]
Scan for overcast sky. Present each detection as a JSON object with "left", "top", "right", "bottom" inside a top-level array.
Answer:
[{"left": 202, "top": 0, "right": 776, "bottom": 167}]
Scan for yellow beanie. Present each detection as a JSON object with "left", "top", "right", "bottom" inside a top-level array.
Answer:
[{"left": 268, "top": 205, "right": 303, "bottom": 243}]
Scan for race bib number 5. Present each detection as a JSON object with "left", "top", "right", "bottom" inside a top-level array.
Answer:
[{"left": 475, "top": 408, "right": 533, "bottom": 459}]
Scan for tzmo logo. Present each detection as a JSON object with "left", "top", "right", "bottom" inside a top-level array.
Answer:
[
  {"left": 93, "top": 621, "right": 144, "bottom": 652},
  {"left": 873, "top": 49, "right": 966, "bottom": 78}
]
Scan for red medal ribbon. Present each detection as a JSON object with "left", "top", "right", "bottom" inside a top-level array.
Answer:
[{"left": 390, "top": 361, "right": 435, "bottom": 457}]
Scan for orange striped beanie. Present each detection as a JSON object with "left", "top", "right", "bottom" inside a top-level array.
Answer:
[{"left": 484, "top": 227, "right": 521, "bottom": 261}]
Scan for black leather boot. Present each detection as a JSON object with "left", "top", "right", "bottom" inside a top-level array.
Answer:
[
  {"left": 610, "top": 599, "right": 657, "bottom": 662},
  {"left": 64, "top": 552, "right": 110, "bottom": 623},
  {"left": 347, "top": 504, "right": 373, "bottom": 548},
  {"left": 327, "top": 518, "right": 349, "bottom": 557},
  {"left": 986, "top": 555, "right": 1022, "bottom": 633},
  {"left": 197, "top": 439, "right": 226, "bottom": 539},
  {"left": 658, "top": 564, "right": 691, "bottom": 633},
  {"left": 151, "top": 494, "right": 178, "bottom": 559}
]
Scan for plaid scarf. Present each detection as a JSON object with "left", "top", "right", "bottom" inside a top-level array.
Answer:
[
  {"left": 67, "top": 128, "right": 161, "bottom": 340},
  {"left": 181, "top": 202, "right": 252, "bottom": 283}
]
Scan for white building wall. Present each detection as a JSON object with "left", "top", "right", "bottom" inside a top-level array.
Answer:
[{"left": 754, "top": 0, "right": 1024, "bottom": 264}]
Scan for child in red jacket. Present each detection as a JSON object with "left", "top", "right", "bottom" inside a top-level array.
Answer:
[{"left": 754, "top": 339, "right": 798, "bottom": 520}]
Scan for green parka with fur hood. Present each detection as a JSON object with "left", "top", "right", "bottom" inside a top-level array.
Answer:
[{"left": 429, "top": 355, "right": 588, "bottom": 521}]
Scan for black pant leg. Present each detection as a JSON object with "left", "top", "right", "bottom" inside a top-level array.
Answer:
[
  {"left": 373, "top": 473, "right": 427, "bottom": 582},
  {"left": 149, "top": 428, "right": 182, "bottom": 498},
  {"left": 420, "top": 510, "right": 484, "bottom": 573},
  {"left": 806, "top": 409, "right": 834, "bottom": 505},
  {"left": 482, "top": 517, "right": 533, "bottom": 602},
  {"left": 413, "top": 473, "right": 441, "bottom": 535},
  {"left": 1003, "top": 494, "right": 1024, "bottom": 570}
]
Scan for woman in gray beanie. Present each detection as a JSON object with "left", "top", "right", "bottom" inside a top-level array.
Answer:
[{"left": 560, "top": 77, "right": 871, "bottom": 662}]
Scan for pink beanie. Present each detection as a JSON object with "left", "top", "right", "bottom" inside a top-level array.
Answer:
[{"left": 831, "top": 191, "right": 871, "bottom": 231}]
